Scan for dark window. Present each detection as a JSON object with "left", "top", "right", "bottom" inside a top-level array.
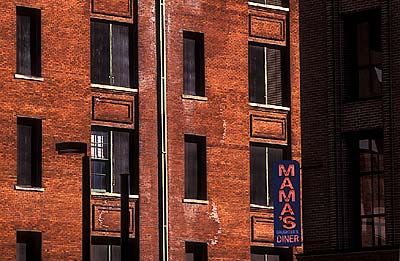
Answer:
[
  {"left": 91, "top": 20, "right": 134, "bottom": 87},
  {"left": 248, "top": 0, "right": 289, "bottom": 7},
  {"left": 249, "top": 43, "right": 288, "bottom": 106},
  {"left": 357, "top": 136, "right": 385, "bottom": 247},
  {"left": 250, "top": 144, "right": 283, "bottom": 207},
  {"left": 17, "top": 231, "right": 41, "bottom": 261},
  {"left": 185, "top": 242, "right": 207, "bottom": 261},
  {"left": 17, "top": 117, "right": 42, "bottom": 187},
  {"left": 91, "top": 237, "right": 121, "bottom": 261},
  {"left": 184, "top": 135, "right": 206, "bottom": 200},
  {"left": 345, "top": 10, "right": 382, "bottom": 99},
  {"left": 251, "top": 246, "right": 292, "bottom": 261},
  {"left": 183, "top": 31, "right": 205, "bottom": 96},
  {"left": 16, "top": 7, "right": 41, "bottom": 76},
  {"left": 91, "top": 128, "right": 135, "bottom": 194},
  {"left": 251, "top": 253, "right": 280, "bottom": 261}
]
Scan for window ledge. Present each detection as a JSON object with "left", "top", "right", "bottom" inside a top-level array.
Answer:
[
  {"left": 250, "top": 204, "right": 273, "bottom": 210},
  {"left": 14, "top": 185, "right": 44, "bottom": 192},
  {"left": 248, "top": 2, "right": 289, "bottom": 12},
  {"left": 91, "top": 191, "right": 139, "bottom": 199},
  {"left": 14, "top": 74, "right": 44, "bottom": 82},
  {"left": 182, "top": 94, "right": 208, "bottom": 101},
  {"left": 183, "top": 198, "right": 209, "bottom": 205},
  {"left": 91, "top": 83, "right": 138, "bottom": 93},
  {"left": 249, "top": 102, "right": 290, "bottom": 111}
]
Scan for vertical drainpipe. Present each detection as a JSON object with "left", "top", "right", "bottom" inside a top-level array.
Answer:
[{"left": 157, "top": 0, "right": 169, "bottom": 258}]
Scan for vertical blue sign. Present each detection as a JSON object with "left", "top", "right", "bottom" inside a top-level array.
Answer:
[{"left": 273, "top": 160, "right": 301, "bottom": 247}]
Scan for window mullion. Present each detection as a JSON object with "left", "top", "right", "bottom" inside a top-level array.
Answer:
[
  {"left": 264, "top": 47, "right": 268, "bottom": 105},
  {"left": 265, "top": 147, "right": 269, "bottom": 206},
  {"left": 109, "top": 24, "right": 113, "bottom": 85},
  {"left": 110, "top": 130, "right": 114, "bottom": 193}
]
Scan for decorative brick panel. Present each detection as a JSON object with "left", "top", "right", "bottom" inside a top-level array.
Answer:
[
  {"left": 92, "top": 204, "right": 135, "bottom": 235},
  {"left": 252, "top": 216, "right": 274, "bottom": 243},
  {"left": 92, "top": 0, "right": 132, "bottom": 18},
  {"left": 250, "top": 110, "right": 288, "bottom": 145},
  {"left": 249, "top": 11, "right": 287, "bottom": 46},
  {"left": 92, "top": 96, "right": 134, "bottom": 125}
]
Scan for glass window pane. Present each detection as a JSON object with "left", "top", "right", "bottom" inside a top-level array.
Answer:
[
  {"left": 370, "top": 66, "right": 382, "bottom": 97},
  {"left": 91, "top": 245, "right": 108, "bottom": 261},
  {"left": 17, "top": 124, "right": 32, "bottom": 185},
  {"left": 268, "top": 147, "right": 283, "bottom": 206},
  {"left": 250, "top": 145, "right": 267, "bottom": 206},
  {"left": 91, "top": 21, "right": 111, "bottom": 85},
  {"left": 17, "top": 14, "right": 32, "bottom": 75},
  {"left": 249, "top": 44, "right": 266, "bottom": 104},
  {"left": 112, "top": 131, "right": 130, "bottom": 193},
  {"left": 251, "top": 253, "right": 265, "bottom": 261},
  {"left": 359, "top": 152, "right": 371, "bottom": 173},
  {"left": 361, "top": 217, "right": 373, "bottom": 248},
  {"left": 357, "top": 22, "right": 370, "bottom": 66},
  {"left": 112, "top": 24, "right": 131, "bottom": 87},
  {"left": 186, "top": 253, "right": 195, "bottom": 261},
  {"left": 375, "top": 216, "right": 385, "bottom": 246},
  {"left": 185, "top": 141, "right": 198, "bottom": 199},
  {"left": 360, "top": 175, "right": 372, "bottom": 215},
  {"left": 266, "top": 255, "right": 280, "bottom": 261},
  {"left": 111, "top": 245, "right": 121, "bottom": 261},
  {"left": 91, "top": 131, "right": 109, "bottom": 159},
  {"left": 266, "top": 47, "right": 282, "bottom": 106},
  {"left": 92, "top": 161, "right": 108, "bottom": 191},
  {"left": 184, "top": 37, "right": 196, "bottom": 95},
  {"left": 375, "top": 174, "right": 385, "bottom": 215},
  {"left": 358, "top": 68, "right": 370, "bottom": 99},
  {"left": 16, "top": 242, "right": 27, "bottom": 261}
]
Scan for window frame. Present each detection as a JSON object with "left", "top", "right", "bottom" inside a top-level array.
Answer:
[
  {"left": 248, "top": 42, "right": 290, "bottom": 108},
  {"left": 251, "top": 246, "right": 292, "bottom": 261},
  {"left": 185, "top": 241, "right": 208, "bottom": 261},
  {"left": 184, "top": 134, "right": 207, "bottom": 200},
  {"left": 90, "top": 127, "right": 136, "bottom": 195},
  {"left": 17, "top": 117, "right": 42, "bottom": 188},
  {"left": 344, "top": 10, "right": 382, "bottom": 101},
  {"left": 250, "top": 143, "right": 286, "bottom": 208},
  {"left": 91, "top": 236, "right": 123, "bottom": 261},
  {"left": 352, "top": 134, "right": 385, "bottom": 248},
  {"left": 183, "top": 31, "right": 205, "bottom": 97},
  {"left": 90, "top": 19, "right": 136, "bottom": 89},
  {"left": 17, "top": 230, "right": 42, "bottom": 261},
  {"left": 248, "top": 0, "right": 289, "bottom": 8},
  {"left": 16, "top": 6, "right": 41, "bottom": 77}
]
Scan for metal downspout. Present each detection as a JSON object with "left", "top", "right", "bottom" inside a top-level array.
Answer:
[{"left": 158, "top": 0, "right": 169, "bottom": 259}]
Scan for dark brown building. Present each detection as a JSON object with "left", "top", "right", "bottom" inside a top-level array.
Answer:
[
  {"left": 299, "top": 0, "right": 400, "bottom": 260},
  {"left": 0, "top": 0, "right": 300, "bottom": 260}
]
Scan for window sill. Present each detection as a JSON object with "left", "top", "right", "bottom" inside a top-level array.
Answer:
[
  {"left": 91, "top": 83, "right": 138, "bottom": 93},
  {"left": 248, "top": 2, "right": 289, "bottom": 12},
  {"left": 183, "top": 198, "right": 209, "bottom": 205},
  {"left": 250, "top": 204, "right": 273, "bottom": 210},
  {"left": 91, "top": 191, "right": 139, "bottom": 199},
  {"left": 14, "top": 74, "right": 44, "bottom": 82},
  {"left": 182, "top": 94, "right": 208, "bottom": 101},
  {"left": 14, "top": 185, "right": 44, "bottom": 192},
  {"left": 249, "top": 102, "right": 290, "bottom": 111}
]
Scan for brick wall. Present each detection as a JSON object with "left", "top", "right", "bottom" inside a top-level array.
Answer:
[
  {"left": 0, "top": 0, "right": 91, "bottom": 259},
  {"left": 300, "top": 0, "right": 400, "bottom": 257}
]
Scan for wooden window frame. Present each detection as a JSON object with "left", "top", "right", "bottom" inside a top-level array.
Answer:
[
  {"left": 183, "top": 31, "right": 205, "bottom": 97},
  {"left": 16, "top": 6, "right": 41, "bottom": 77},
  {"left": 17, "top": 117, "right": 42, "bottom": 188},
  {"left": 184, "top": 135, "right": 207, "bottom": 200}
]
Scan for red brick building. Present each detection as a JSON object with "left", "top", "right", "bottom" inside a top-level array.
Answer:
[
  {"left": 299, "top": 0, "right": 400, "bottom": 260},
  {"left": 0, "top": 0, "right": 300, "bottom": 260}
]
